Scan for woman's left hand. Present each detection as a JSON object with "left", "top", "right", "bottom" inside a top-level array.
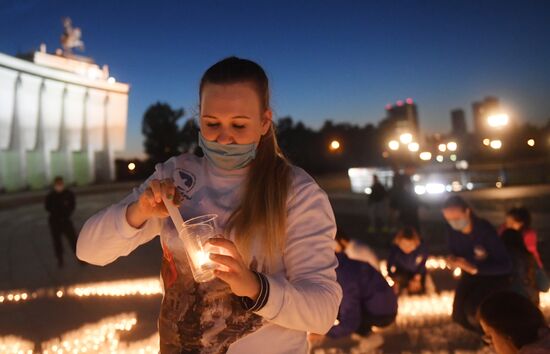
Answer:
[{"left": 208, "top": 238, "right": 260, "bottom": 300}]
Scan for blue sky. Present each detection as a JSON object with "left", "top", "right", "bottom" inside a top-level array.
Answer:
[{"left": 2, "top": 0, "right": 549, "bottom": 157}]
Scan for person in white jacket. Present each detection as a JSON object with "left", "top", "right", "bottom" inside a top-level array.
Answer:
[{"left": 77, "top": 57, "right": 342, "bottom": 354}]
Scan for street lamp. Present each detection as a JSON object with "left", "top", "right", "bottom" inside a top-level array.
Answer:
[
  {"left": 490, "top": 140, "right": 502, "bottom": 150},
  {"left": 483, "top": 138, "right": 491, "bottom": 146},
  {"left": 447, "top": 141, "right": 458, "bottom": 152},
  {"left": 329, "top": 140, "right": 341, "bottom": 151},
  {"left": 399, "top": 133, "right": 413, "bottom": 144},
  {"left": 408, "top": 142, "right": 419, "bottom": 152},
  {"left": 419, "top": 152, "right": 432, "bottom": 161},
  {"left": 127, "top": 162, "right": 136, "bottom": 171},
  {"left": 527, "top": 139, "right": 535, "bottom": 147},
  {"left": 487, "top": 113, "right": 509, "bottom": 128},
  {"left": 388, "top": 140, "right": 400, "bottom": 151},
  {"left": 438, "top": 144, "right": 447, "bottom": 152}
]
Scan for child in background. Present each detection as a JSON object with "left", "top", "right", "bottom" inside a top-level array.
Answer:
[
  {"left": 501, "top": 228, "right": 539, "bottom": 305},
  {"left": 387, "top": 226, "right": 428, "bottom": 295},
  {"left": 335, "top": 232, "right": 380, "bottom": 270},
  {"left": 503, "top": 207, "right": 543, "bottom": 268}
]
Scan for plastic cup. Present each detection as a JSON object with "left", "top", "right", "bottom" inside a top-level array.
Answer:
[
  {"left": 179, "top": 214, "right": 221, "bottom": 283},
  {"left": 183, "top": 214, "right": 218, "bottom": 230}
]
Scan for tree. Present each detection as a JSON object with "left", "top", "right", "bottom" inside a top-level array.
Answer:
[
  {"left": 180, "top": 118, "right": 200, "bottom": 154},
  {"left": 142, "top": 102, "right": 185, "bottom": 165}
]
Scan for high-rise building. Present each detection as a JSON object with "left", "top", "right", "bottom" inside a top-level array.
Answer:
[
  {"left": 383, "top": 98, "right": 420, "bottom": 135},
  {"left": 472, "top": 96, "right": 500, "bottom": 134},
  {"left": 451, "top": 109, "right": 467, "bottom": 136}
]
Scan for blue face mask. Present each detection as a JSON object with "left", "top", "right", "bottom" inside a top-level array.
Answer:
[
  {"left": 448, "top": 217, "right": 470, "bottom": 231},
  {"left": 198, "top": 133, "right": 258, "bottom": 170}
]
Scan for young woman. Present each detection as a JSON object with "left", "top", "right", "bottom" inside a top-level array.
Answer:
[
  {"left": 77, "top": 57, "right": 342, "bottom": 354},
  {"left": 441, "top": 196, "right": 512, "bottom": 333}
]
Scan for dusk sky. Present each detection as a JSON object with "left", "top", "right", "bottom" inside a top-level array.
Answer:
[{"left": 2, "top": 0, "right": 550, "bottom": 158}]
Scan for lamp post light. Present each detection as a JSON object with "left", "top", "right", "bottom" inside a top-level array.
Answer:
[
  {"left": 329, "top": 140, "right": 341, "bottom": 152},
  {"left": 489, "top": 139, "right": 502, "bottom": 150},
  {"left": 388, "top": 140, "right": 400, "bottom": 151},
  {"left": 447, "top": 141, "right": 458, "bottom": 152},
  {"left": 487, "top": 113, "right": 509, "bottom": 129},
  {"left": 399, "top": 133, "right": 413, "bottom": 145},
  {"left": 408, "top": 142, "right": 420, "bottom": 152},
  {"left": 419, "top": 151, "right": 432, "bottom": 161},
  {"left": 484, "top": 139, "right": 507, "bottom": 186}
]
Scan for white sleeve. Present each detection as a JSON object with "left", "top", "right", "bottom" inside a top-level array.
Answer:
[
  {"left": 76, "top": 175, "right": 164, "bottom": 266},
  {"left": 255, "top": 180, "right": 342, "bottom": 334}
]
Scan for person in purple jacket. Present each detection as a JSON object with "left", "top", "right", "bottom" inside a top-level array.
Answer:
[
  {"left": 442, "top": 196, "right": 512, "bottom": 333},
  {"left": 309, "top": 241, "right": 398, "bottom": 351},
  {"left": 387, "top": 226, "right": 429, "bottom": 295}
]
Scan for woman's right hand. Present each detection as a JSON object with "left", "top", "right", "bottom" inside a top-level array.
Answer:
[{"left": 126, "top": 178, "right": 181, "bottom": 228}]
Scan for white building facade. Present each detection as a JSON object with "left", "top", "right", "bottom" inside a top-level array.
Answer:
[{"left": 0, "top": 51, "right": 130, "bottom": 191}]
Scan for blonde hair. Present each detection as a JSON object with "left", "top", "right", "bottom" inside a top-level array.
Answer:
[
  {"left": 199, "top": 57, "right": 292, "bottom": 267},
  {"left": 227, "top": 125, "right": 291, "bottom": 266}
]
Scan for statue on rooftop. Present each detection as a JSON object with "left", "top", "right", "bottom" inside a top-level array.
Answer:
[{"left": 60, "top": 17, "right": 85, "bottom": 54}]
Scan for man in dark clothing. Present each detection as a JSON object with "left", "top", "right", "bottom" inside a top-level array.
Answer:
[
  {"left": 368, "top": 175, "right": 387, "bottom": 233},
  {"left": 442, "top": 196, "right": 512, "bottom": 333},
  {"left": 45, "top": 176, "right": 78, "bottom": 268},
  {"left": 397, "top": 177, "right": 420, "bottom": 231},
  {"left": 389, "top": 170, "right": 420, "bottom": 231}
]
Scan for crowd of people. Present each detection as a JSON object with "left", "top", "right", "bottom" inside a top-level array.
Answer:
[{"left": 310, "top": 183, "right": 550, "bottom": 353}]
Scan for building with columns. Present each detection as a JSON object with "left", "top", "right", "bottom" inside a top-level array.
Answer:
[{"left": 0, "top": 49, "right": 130, "bottom": 192}]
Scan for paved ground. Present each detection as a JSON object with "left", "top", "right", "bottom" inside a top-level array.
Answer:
[{"left": 1, "top": 182, "right": 549, "bottom": 353}]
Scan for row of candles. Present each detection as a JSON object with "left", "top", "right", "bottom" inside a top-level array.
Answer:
[
  {"left": 0, "top": 336, "right": 34, "bottom": 354},
  {"left": 379, "top": 256, "right": 461, "bottom": 288},
  {"left": 0, "top": 277, "right": 163, "bottom": 305},
  {"left": 0, "top": 256, "right": 476, "bottom": 306},
  {"left": 40, "top": 313, "right": 162, "bottom": 354},
  {"left": 5, "top": 288, "right": 533, "bottom": 354},
  {"left": 0, "top": 312, "right": 160, "bottom": 354},
  {"left": 1, "top": 257, "right": 550, "bottom": 353}
]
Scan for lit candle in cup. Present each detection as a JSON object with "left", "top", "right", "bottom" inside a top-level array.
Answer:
[
  {"left": 179, "top": 223, "right": 220, "bottom": 282},
  {"left": 196, "top": 250, "right": 210, "bottom": 268},
  {"left": 159, "top": 197, "right": 220, "bottom": 283}
]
